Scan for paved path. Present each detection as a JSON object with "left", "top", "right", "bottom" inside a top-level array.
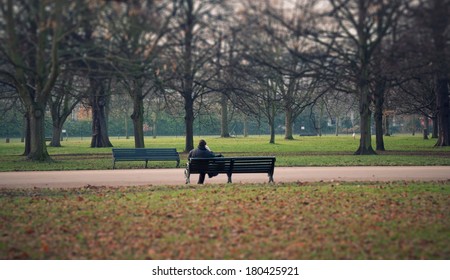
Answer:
[{"left": 0, "top": 166, "right": 449, "bottom": 189}]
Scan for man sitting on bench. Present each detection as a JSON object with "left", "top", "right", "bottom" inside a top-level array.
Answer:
[{"left": 188, "top": 139, "right": 220, "bottom": 184}]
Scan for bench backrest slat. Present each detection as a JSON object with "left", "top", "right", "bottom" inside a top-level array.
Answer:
[
  {"left": 112, "top": 148, "right": 179, "bottom": 159},
  {"left": 188, "top": 157, "right": 275, "bottom": 173},
  {"left": 188, "top": 158, "right": 233, "bottom": 173},
  {"left": 232, "top": 157, "right": 275, "bottom": 173}
]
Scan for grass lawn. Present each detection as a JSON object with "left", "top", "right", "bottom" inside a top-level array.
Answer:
[
  {"left": 1, "top": 135, "right": 449, "bottom": 171},
  {"left": 1, "top": 182, "right": 449, "bottom": 260}
]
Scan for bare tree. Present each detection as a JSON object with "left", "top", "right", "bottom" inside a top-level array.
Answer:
[
  {"left": 388, "top": 0, "right": 447, "bottom": 142},
  {"left": 104, "top": 0, "right": 175, "bottom": 148},
  {"left": 0, "top": 0, "right": 79, "bottom": 160},
  {"left": 47, "top": 73, "right": 87, "bottom": 147},
  {"left": 70, "top": 2, "right": 114, "bottom": 148},
  {"left": 411, "top": 0, "right": 450, "bottom": 146},
  {"left": 242, "top": 1, "right": 332, "bottom": 140},
  {"left": 163, "top": 0, "right": 226, "bottom": 152},
  {"left": 316, "top": 0, "right": 401, "bottom": 154}
]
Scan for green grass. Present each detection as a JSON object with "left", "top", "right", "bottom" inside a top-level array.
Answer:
[
  {"left": 1, "top": 182, "right": 449, "bottom": 259},
  {"left": 0, "top": 135, "right": 449, "bottom": 171}
]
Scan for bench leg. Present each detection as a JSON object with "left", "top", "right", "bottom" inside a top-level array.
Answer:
[
  {"left": 145, "top": 160, "right": 148, "bottom": 168},
  {"left": 112, "top": 160, "right": 116, "bottom": 169},
  {"left": 184, "top": 168, "right": 190, "bottom": 184},
  {"left": 227, "top": 174, "right": 232, "bottom": 183},
  {"left": 268, "top": 173, "right": 274, "bottom": 183}
]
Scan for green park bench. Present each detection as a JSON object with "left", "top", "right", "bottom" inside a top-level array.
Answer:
[
  {"left": 185, "top": 156, "right": 276, "bottom": 184},
  {"left": 112, "top": 148, "right": 180, "bottom": 169}
]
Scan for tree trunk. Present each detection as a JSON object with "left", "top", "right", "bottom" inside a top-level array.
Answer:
[
  {"left": 269, "top": 119, "right": 275, "bottom": 144},
  {"left": 431, "top": 0, "right": 450, "bottom": 147},
  {"left": 355, "top": 106, "right": 376, "bottom": 155},
  {"left": 27, "top": 105, "right": 51, "bottom": 161},
  {"left": 269, "top": 97, "right": 276, "bottom": 144},
  {"left": 220, "top": 94, "right": 230, "bottom": 138},
  {"left": 49, "top": 100, "right": 73, "bottom": 148},
  {"left": 374, "top": 79, "right": 386, "bottom": 151},
  {"left": 131, "top": 86, "right": 145, "bottom": 148},
  {"left": 48, "top": 73, "right": 80, "bottom": 147},
  {"left": 90, "top": 79, "right": 113, "bottom": 148},
  {"left": 284, "top": 107, "right": 294, "bottom": 140},
  {"left": 434, "top": 77, "right": 450, "bottom": 146},
  {"left": 184, "top": 96, "right": 195, "bottom": 152},
  {"left": 432, "top": 116, "right": 438, "bottom": 138},
  {"left": 355, "top": 48, "right": 376, "bottom": 155},
  {"left": 375, "top": 112, "right": 384, "bottom": 151},
  {"left": 50, "top": 124, "right": 63, "bottom": 147},
  {"left": 5, "top": 0, "right": 61, "bottom": 161},
  {"left": 355, "top": 77, "right": 376, "bottom": 155}
]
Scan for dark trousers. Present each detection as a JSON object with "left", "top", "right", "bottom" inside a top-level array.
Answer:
[{"left": 198, "top": 173, "right": 206, "bottom": 184}]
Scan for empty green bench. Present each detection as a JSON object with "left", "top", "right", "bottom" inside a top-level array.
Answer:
[
  {"left": 185, "top": 156, "right": 276, "bottom": 184},
  {"left": 112, "top": 148, "right": 180, "bottom": 169}
]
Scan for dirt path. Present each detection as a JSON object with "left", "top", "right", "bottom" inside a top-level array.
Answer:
[{"left": 0, "top": 166, "right": 449, "bottom": 189}]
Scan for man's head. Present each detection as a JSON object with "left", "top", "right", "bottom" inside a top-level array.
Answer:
[{"left": 199, "top": 139, "right": 207, "bottom": 147}]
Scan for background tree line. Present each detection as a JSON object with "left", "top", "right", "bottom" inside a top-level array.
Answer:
[{"left": 0, "top": 0, "right": 448, "bottom": 161}]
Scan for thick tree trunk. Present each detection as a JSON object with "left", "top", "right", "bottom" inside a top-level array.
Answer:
[
  {"left": 375, "top": 113, "right": 384, "bottom": 151},
  {"left": 90, "top": 80, "right": 112, "bottom": 148},
  {"left": 27, "top": 105, "right": 51, "bottom": 161},
  {"left": 374, "top": 80, "right": 386, "bottom": 151},
  {"left": 184, "top": 96, "right": 195, "bottom": 152},
  {"left": 373, "top": 23, "right": 388, "bottom": 147},
  {"left": 284, "top": 107, "right": 294, "bottom": 140},
  {"left": 434, "top": 77, "right": 450, "bottom": 146},
  {"left": 432, "top": 116, "right": 438, "bottom": 138},
  {"left": 355, "top": 80, "right": 376, "bottom": 155},
  {"left": 131, "top": 86, "right": 145, "bottom": 148},
  {"left": 355, "top": 45, "right": 376, "bottom": 155},
  {"left": 374, "top": 108, "right": 384, "bottom": 151},
  {"left": 431, "top": 0, "right": 450, "bottom": 146},
  {"left": 431, "top": 0, "right": 450, "bottom": 147},
  {"left": 355, "top": 108, "right": 376, "bottom": 155},
  {"left": 50, "top": 124, "right": 63, "bottom": 147},
  {"left": 131, "top": 112, "right": 145, "bottom": 148}
]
